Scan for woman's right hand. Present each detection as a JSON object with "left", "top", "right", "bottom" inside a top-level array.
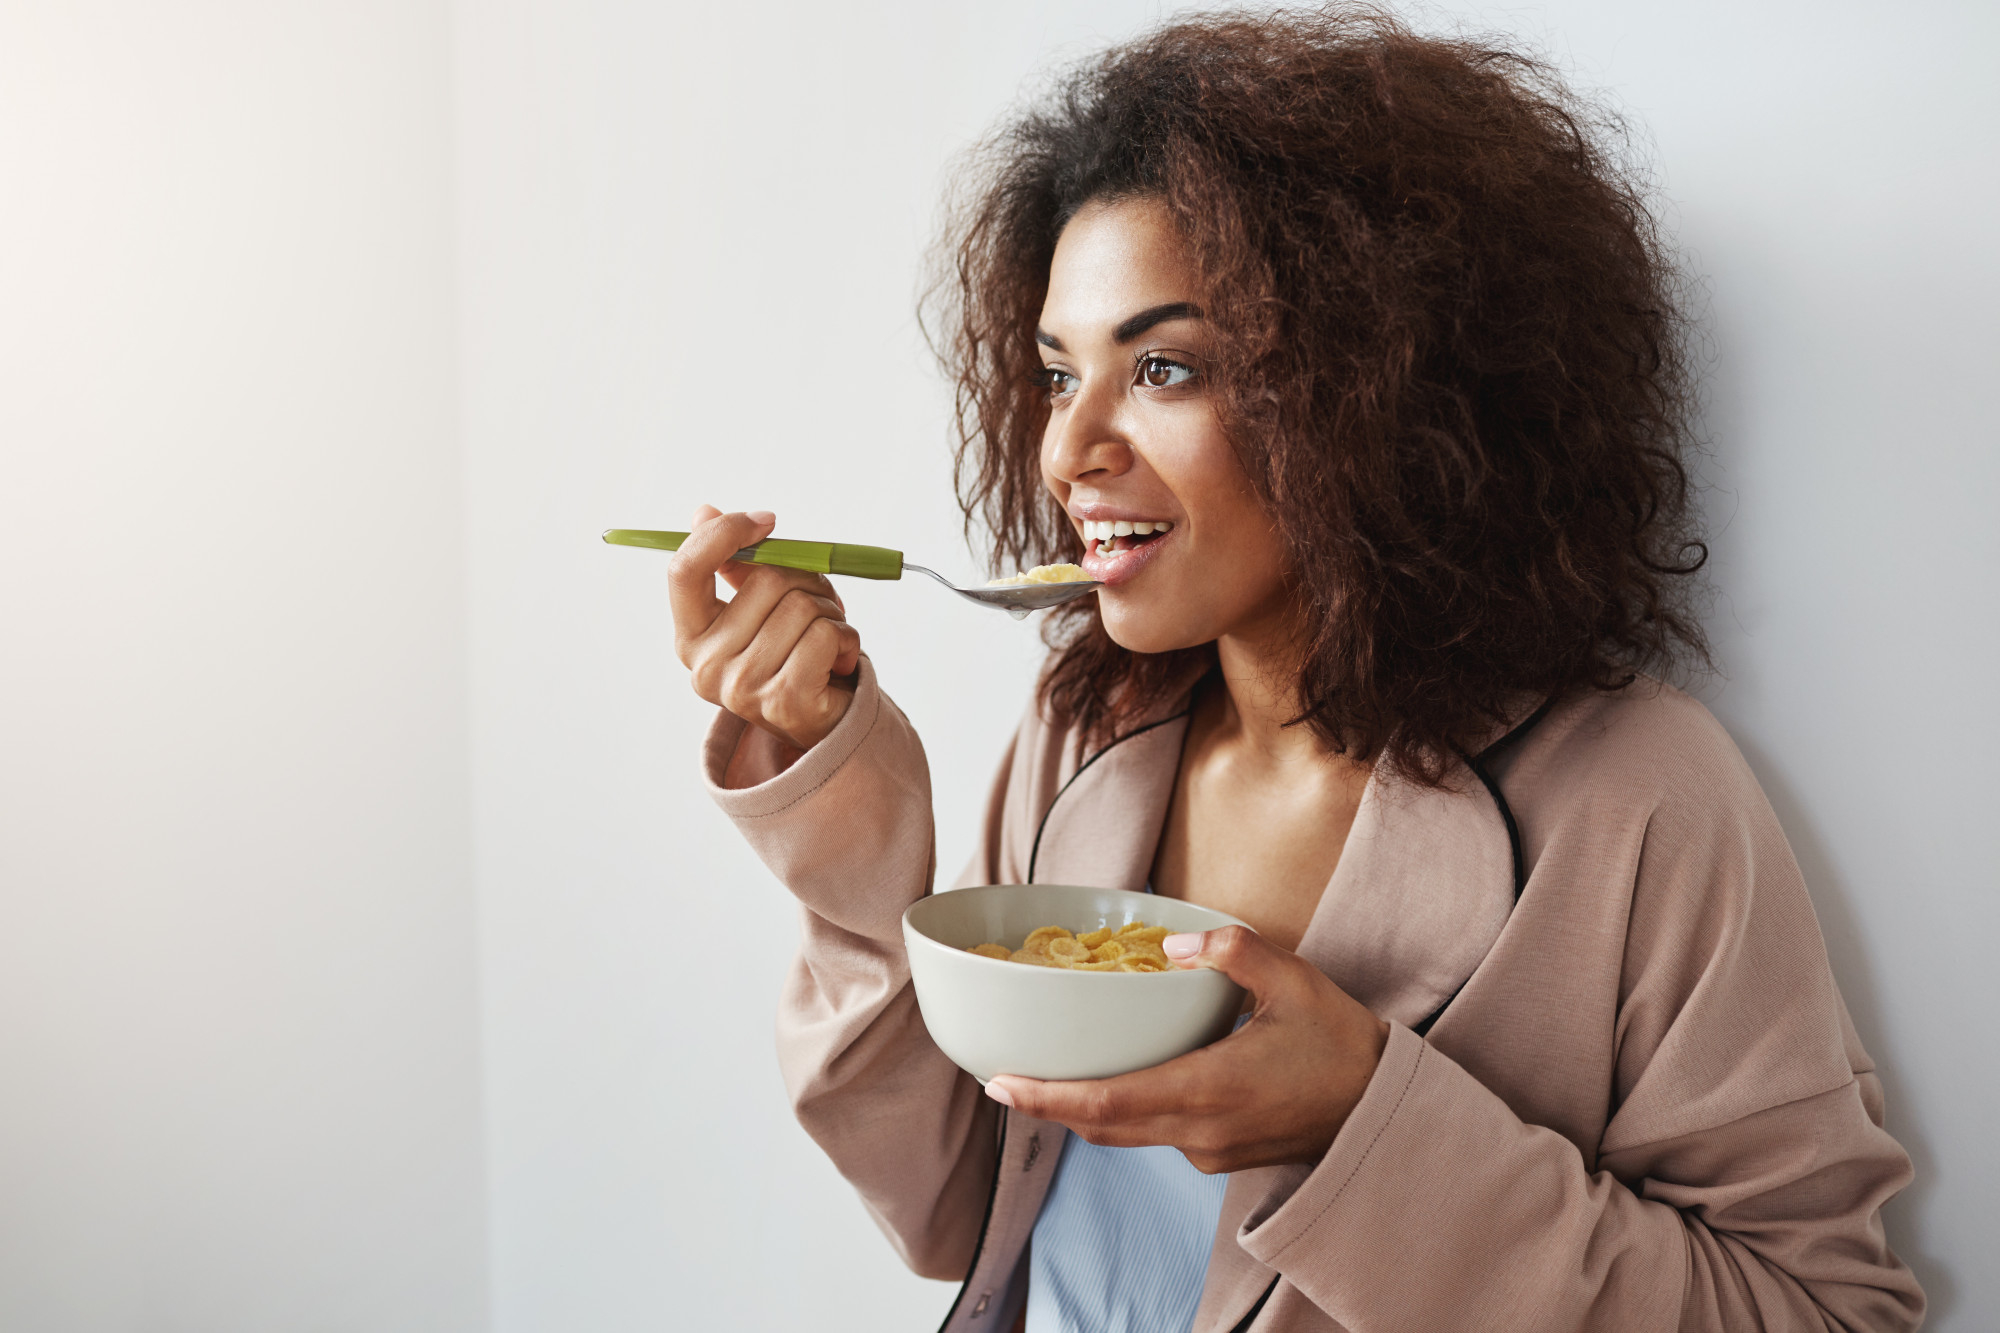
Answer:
[{"left": 668, "top": 505, "right": 863, "bottom": 754}]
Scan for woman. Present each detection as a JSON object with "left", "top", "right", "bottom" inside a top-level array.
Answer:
[{"left": 665, "top": 10, "right": 1922, "bottom": 1331}]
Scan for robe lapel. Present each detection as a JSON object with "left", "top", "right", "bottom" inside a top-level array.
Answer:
[
  {"left": 1292, "top": 760, "right": 1517, "bottom": 1027},
  {"left": 1026, "top": 710, "right": 1190, "bottom": 890},
  {"left": 1194, "top": 759, "right": 1517, "bottom": 1333},
  {"left": 1022, "top": 698, "right": 1518, "bottom": 1333},
  {"left": 1190, "top": 1166, "right": 1298, "bottom": 1332},
  {"left": 1037, "top": 719, "right": 1516, "bottom": 1025}
]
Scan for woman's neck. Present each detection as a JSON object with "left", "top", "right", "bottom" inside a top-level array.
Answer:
[
  {"left": 1207, "top": 627, "right": 1337, "bottom": 771},
  {"left": 1149, "top": 619, "right": 1373, "bottom": 946}
]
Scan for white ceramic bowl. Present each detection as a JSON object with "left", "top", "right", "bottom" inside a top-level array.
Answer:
[{"left": 903, "top": 884, "right": 1248, "bottom": 1083}]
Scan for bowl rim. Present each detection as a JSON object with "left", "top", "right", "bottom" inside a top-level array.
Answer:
[{"left": 903, "top": 883, "right": 1249, "bottom": 980}]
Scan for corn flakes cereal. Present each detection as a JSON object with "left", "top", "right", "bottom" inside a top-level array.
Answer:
[{"left": 964, "top": 921, "right": 1177, "bottom": 973}]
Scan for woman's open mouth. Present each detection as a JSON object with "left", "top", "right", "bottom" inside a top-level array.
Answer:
[{"left": 1078, "top": 517, "right": 1176, "bottom": 586}]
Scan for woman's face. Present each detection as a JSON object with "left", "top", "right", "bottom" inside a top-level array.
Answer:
[{"left": 1037, "top": 197, "right": 1292, "bottom": 656}]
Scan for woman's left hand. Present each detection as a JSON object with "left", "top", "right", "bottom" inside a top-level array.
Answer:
[{"left": 983, "top": 925, "right": 1390, "bottom": 1173}]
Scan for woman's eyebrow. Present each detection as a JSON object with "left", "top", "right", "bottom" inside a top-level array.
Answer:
[
  {"left": 1035, "top": 302, "right": 1205, "bottom": 352},
  {"left": 1113, "top": 301, "right": 1203, "bottom": 344}
]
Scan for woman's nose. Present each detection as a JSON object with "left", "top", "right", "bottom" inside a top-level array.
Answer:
[{"left": 1042, "top": 381, "right": 1133, "bottom": 484}]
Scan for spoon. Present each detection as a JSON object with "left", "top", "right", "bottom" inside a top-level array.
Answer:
[{"left": 601, "top": 529, "right": 1101, "bottom": 619}]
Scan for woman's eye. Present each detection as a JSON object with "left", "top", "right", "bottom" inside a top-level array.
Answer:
[
  {"left": 1033, "top": 368, "right": 1078, "bottom": 399},
  {"left": 1140, "top": 356, "right": 1195, "bottom": 389}
]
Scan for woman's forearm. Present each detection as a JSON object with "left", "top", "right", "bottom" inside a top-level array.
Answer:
[
  {"left": 705, "top": 657, "right": 1011, "bottom": 1279},
  {"left": 1234, "top": 1026, "right": 1921, "bottom": 1332}
]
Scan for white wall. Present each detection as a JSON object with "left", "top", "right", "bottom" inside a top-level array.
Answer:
[
  {"left": 0, "top": 4, "right": 487, "bottom": 1330},
  {"left": 457, "top": 2, "right": 1998, "bottom": 1330},
  {"left": 451, "top": 4, "right": 1079, "bottom": 1326}
]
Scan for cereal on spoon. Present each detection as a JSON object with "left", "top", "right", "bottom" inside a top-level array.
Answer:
[{"left": 985, "top": 563, "right": 1094, "bottom": 587}]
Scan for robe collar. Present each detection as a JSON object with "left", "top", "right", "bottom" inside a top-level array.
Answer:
[
  {"left": 1023, "top": 675, "right": 1541, "bottom": 1333},
  {"left": 1028, "top": 673, "right": 1520, "bottom": 1028}
]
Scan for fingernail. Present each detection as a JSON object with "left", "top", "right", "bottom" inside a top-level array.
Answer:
[
  {"left": 747, "top": 510, "right": 776, "bottom": 525},
  {"left": 1164, "top": 932, "right": 1204, "bottom": 959},
  {"left": 984, "top": 1080, "right": 1015, "bottom": 1107}
]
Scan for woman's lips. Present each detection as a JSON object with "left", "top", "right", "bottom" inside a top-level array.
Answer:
[{"left": 1080, "top": 526, "right": 1177, "bottom": 587}]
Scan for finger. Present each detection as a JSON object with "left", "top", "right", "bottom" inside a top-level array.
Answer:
[
  {"left": 689, "top": 588, "right": 839, "bottom": 712},
  {"left": 1162, "top": 924, "right": 1304, "bottom": 1002},
  {"left": 667, "top": 508, "right": 776, "bottom": 652},
  {"left": 833, "top": 623, "right": 861, "bottom": 677},
  {"left": 762, "top": 618, "right": 863, "bottom": 742},
  {"left": 697, "top": 514, "right": 843, "bottom": 612},
  {"left": 717, "top": 559, "right": 844, "bottom": 619},
  {"left": 722, "top": 587, "right": 848, "bottom": 701},
  {"left": 985, "top": 1057, "right": 1194, "bottom": 1141},
  {"left": 984, "top": 1077, "right": 1157, "bottom": 1145},
  {"left": 703, "top": 564, "right": 844, "bottom": 660},
  {"left": 714, "top": 555, "right": 845, "bottom": 617},
  {"left": 767, "top": 615, "right": 862, "bottom": 700}
]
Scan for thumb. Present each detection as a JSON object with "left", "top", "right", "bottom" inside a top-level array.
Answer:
[
  {"left": 1163, "top": 924, "right": 1296, "bottom": 998},
  {"left": 710, "top": 508, "right": 777, "bottom": 592}
]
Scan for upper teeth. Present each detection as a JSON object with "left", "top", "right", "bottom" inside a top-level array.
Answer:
[{"left": 1082, "top": 519, "right": 1172, "bottom": 542}]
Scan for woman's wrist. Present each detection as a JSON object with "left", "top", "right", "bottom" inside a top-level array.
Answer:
[{"left": 1316, "top": 1015, "right": 1390, "bottom": 1157}]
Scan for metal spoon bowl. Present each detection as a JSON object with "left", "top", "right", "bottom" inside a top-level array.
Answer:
[{"left": 902, "top": 562, "right": 1102, "bottom": 619}]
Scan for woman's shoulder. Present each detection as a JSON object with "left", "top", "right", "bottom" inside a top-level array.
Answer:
[
  {"left": 1515, "top": 683, "right": 1869, "bottom": 1147},
  {"left": 1499, "top": 675, "right": 1764, "bottom": 827},
  {"left": 1491, "top": 675, "right": 1825, "bottom": 929}
]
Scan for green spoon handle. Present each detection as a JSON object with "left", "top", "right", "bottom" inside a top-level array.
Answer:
[{"left": 600, "top": 529, "right": 905, "bottom": 581}]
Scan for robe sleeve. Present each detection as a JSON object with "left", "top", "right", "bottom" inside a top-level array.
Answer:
[
  {"left": 1231, "top": 720, "right": 1924, "bottom": 1332},
  {"left": 702, "top": 657, "right": 1033, "bottom": 1280}
]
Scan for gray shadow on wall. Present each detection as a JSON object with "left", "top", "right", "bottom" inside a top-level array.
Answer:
[
  {"left": 1733, "top": 730, "right": 1953, "bottom": 1321},
  {"left": 1688, "top": 231, "right": 1953, "bottom": 1322}
]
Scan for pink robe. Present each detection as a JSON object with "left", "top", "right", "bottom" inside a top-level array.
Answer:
[{"left": 704, "top": 658, "right": 1923, "bottom": 1331}]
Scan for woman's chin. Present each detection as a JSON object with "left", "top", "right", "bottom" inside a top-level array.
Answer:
[{"left": 1097, "top": 599, "right": 1210, "bottom": 656}]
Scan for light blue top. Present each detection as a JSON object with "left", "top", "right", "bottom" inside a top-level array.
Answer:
[
  {"left": 1025, "top": 1132, "right": 1228, "bottom": 1333},
  {"left": 1023, "top": 885, "right": 1233, "bottom": 1332}
]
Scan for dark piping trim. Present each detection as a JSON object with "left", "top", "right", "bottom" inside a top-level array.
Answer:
[
  {"left": 1229, "top": 1276, "right": 1280, "bottom": 1332},
  {"left": 935, "top": 1106, "right": 1010, "bottom": 1333},
  {"left": 1026, "top": 708, "right": 1194, "bottom": 884},
  {"left": 1411, "top": 695, "right": 1557, "bottom": 1037}
]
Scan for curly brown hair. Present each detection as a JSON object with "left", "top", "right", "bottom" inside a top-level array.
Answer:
[{"left": 928, "top": 5, "right": 1709, "bottom": 783}]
